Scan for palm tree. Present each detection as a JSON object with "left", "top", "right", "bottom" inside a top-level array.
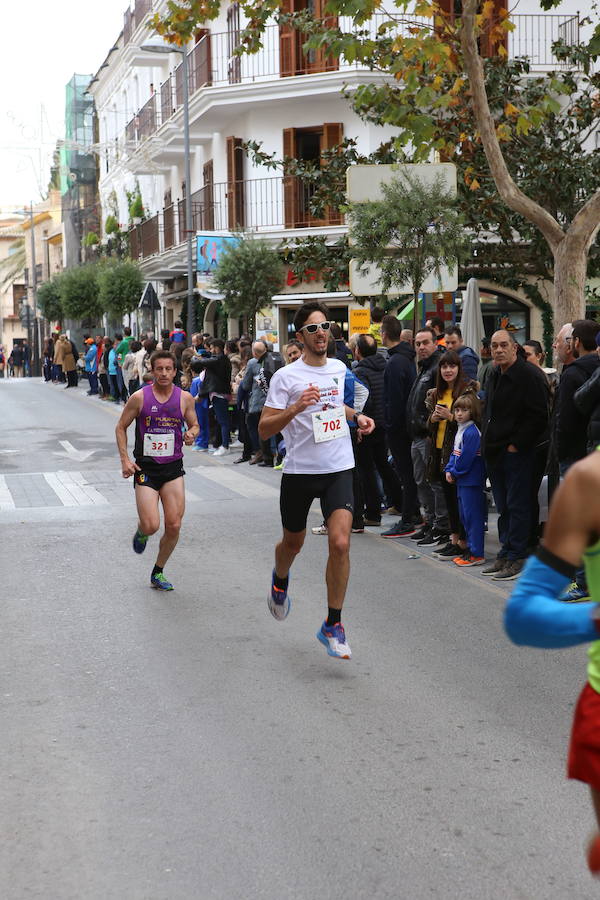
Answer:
[{"left": 0, "top": 237, "right": 26, "bottom": 290}]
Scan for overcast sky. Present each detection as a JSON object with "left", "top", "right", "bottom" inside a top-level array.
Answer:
[{"left": 0, "top": 0, "right": 132, "bottom": 211}]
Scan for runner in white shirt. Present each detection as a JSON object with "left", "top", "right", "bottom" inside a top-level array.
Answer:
[{"left": 259, "top": 301, "right": 375, "bottom": 659}]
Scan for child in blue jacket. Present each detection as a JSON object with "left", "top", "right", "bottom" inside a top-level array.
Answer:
[{"left": 445, "top": 393, "right": 486, "bottom": 566}]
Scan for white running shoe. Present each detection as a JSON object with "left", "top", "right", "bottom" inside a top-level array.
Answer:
[
  {"left": 311, "top": 524, "right": 328, "bottom": 535},
  {"left": 212, "top": 446, "right": 229, "bottom": 457},
  {"left": 317, "top": 622, "right": 351, "bottom": 659}
]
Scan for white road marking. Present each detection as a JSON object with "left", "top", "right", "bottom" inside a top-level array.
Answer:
[
  {"left": 0, "top": 475, "right": 16, "bottom": 510},
  {"left": 43, "top": 471, "right": 109, "bottom": 507},
  {"left": 55, "top": 440, "right": 96, "bottom": 462},
  {"left": 189, "top": 465, "right": 280, "bottom": 499}
]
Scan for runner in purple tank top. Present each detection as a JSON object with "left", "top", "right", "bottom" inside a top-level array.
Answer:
[{"left": 115, "top": 350, "right": 198, "bottom": 590}]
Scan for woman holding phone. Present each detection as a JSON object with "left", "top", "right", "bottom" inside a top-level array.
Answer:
[{"left": 425, "top": 350, "right": 479, "bottom": 559}]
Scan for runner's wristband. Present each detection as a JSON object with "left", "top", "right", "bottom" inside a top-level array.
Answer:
[{"left": 504, "top": 550, "right": 598, "bottom": 649}]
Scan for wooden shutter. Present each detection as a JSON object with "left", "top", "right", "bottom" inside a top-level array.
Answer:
[
  {"left": 322, "top": 123, "right": 343, "bottom": 225},
  {"left": 480, "top": 0, "right": 508, "bottom": 57},
  {"left": 191, "top": 29, "right": 212, "bottom": 91},
  {"left": 226, "top": 137, "right": 245, "bottom": 229},
  {"left": 313, "top": 0, "right": 338, "bottom": 73},
  {"left": 202, "top": 160, "right": 214, "bottom": 230},
  {"left": 279, "top": 0, "right": 296, "bottom": 77},
  {"left": 283, "top": 127, "right": 298, "bottom": 228}
]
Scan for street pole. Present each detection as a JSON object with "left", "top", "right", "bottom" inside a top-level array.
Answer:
[
  {"left": 29, "top": 201, "right": 40, "bottom": 377},
  {"left": 182, "top": 47, "right": 195, "bottom": 342}
]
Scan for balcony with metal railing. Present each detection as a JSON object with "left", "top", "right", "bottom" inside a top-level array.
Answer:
[
  {"left": 121, "top": 13, "right": 581, "bottom": 154},
  {"left": 127, "top": 175, "right": 345, "bottom": 261}
]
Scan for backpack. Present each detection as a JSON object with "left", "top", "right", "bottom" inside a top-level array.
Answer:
[
  {"left": 170, "top": 329, "right": 186, "bottom": 344},
  {"left": 258, "top": 351, "right": 284, "bottom": 395}
]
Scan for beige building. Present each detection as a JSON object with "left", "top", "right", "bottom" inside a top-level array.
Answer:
[
  {"left": 20, "top": 191, "right": 64, "bottom": 361},
  {"left": 0, "top": 214, "right": 27, "bottom": 356}
]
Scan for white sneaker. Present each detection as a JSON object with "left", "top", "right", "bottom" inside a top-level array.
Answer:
[
  {"left": 317, "top": 622, "right": 351, "bottom": 659},
  {"left": 311, "top": 524, "right": 328, "bottom": 535},
  {"left": 212, "top": 446, "right": 229, "bottom": 457}
]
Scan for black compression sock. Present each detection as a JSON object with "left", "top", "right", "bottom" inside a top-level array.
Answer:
[
  {"left": 152, "top": 565, "right": 163, "bottom": 578},
  {"left": 273, "top": 571, "right": 288, "bottom": 590},
  {"left": 326, "top": 608, "right": 341, "bottom": 627}
]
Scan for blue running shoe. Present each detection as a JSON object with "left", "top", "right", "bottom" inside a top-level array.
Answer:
[
  {"left": 317, "top": 621, "right": 351, "bottom": 659},
  {"left": 132, "top": 528, "right": 148, "bottom": 554},
  {"left": 151, "top": 572, "right": 174, "bottom": 591},
  {"left": 561, "top": 582, "right": 590, "bottom": 603},
  {"left": 268, "top": 570, "right": 290, "bottom": 621}
]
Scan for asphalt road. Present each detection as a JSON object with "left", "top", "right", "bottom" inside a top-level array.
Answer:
[{"left": 1, "top": 377, "right": 597, "bottom": 899}]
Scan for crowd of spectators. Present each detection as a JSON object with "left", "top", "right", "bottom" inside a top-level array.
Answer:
[{"left": 44, "top": 308, "right": 600, "bottom": 593}]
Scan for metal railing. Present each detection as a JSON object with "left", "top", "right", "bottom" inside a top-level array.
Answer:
[
  {"left": 508, "top": 13, "right": 580, "bottom": 69},
  {"left": 121, "top": 12, "right": 581, "bottom": 153},
  {"left": 128, "top": 176, "right": 345, "bottom": 259}
]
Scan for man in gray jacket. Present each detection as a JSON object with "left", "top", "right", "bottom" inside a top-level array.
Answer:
[{"left": 242, "top": 340, "right": 274, "bottom": 465}]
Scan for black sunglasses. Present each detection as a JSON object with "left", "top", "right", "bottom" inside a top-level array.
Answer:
[{"left": 298, "top": 321, "right": 332, "bottom": 334}]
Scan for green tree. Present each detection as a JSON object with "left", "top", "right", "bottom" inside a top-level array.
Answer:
[
  {"left": 0, "top": 237, "right": 25, "bottom": 291},
  {"left": 57, "top": 264, "right": 102, "bottom": 320},
  {"left": 349, "top": 171, "right": 467, "bottom": 334},
  {"left": 213, "top": 237, "right": 285, "bottom": 320},
  {"left": 37, "top": 278, "right": 63, "bottom": 323},
  {"left": 97, "top": 260, "right": 144, "bottom": 317}
]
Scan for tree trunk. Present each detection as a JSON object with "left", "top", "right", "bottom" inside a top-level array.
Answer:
[
  {"left": 460, "top": 0, "right": 600, "bottom": 329},
  {"left": 553, "top": 234, "right": 592, "bottom": 326}
]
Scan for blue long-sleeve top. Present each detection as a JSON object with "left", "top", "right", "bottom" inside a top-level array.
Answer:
[
  {"left": 445, "top": 421, "right": 485, "bottom": 487},
  {"left": 84, "top": 345, "right": 97, "bottom": 373}
]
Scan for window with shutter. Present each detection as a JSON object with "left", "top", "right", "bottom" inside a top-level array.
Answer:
[
  {"left": 435, "top": 0, "right": 507, "bottom": 55},
  {"left": 282, "top": 123, "right": 343, "bottom": 227},
  {"left": 226, "top": 137, "right": 245, "bottom": 229},
  {"left": 279, "top": 0, "right": 338, "bottom": 78},
  {"left": 283, "top": 127, "right": 298, "bottom": 227},
  {"left": 227, "top": 4, "right": 242, "bottom": 84}
]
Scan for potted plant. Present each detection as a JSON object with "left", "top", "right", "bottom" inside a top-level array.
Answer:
[{"left": 129, "top": 194, "right": 144, "bottom": 224}]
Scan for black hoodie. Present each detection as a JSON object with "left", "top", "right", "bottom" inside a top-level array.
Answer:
[
  {"left": 384, "top": 341, "right": 417, "bottom": 434},
  {"left": 555, "top": 353, "right": 600, "bottom": 462},
  {"left": 354, "top": 352, "right": 387, "bottom": 427}
]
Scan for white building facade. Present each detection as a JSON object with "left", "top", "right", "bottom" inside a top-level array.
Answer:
[{"left": 89, "top": 0, "right": 589, "bottom": 344}]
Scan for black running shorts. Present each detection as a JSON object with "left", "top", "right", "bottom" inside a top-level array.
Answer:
[
  {"left": 280, "top": 470, "right": 354, "bottom": 533},
  {"left": 133, "top": 459, "right": 185, "bottom": 492}
]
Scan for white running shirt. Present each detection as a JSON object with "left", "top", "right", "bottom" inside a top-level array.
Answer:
[{"left": 265, "top": 357, "right": 354, "bottom": 475}]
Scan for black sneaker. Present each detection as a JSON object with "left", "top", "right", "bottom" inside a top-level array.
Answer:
[
  {"left": 381, "top": 519, "right": 417, "bottom": 538},
  {"left": 416, "top": 527, "right": 438, "bottom": 546},
  {"left": 432, "top": 530, "right": 450, "bottom": 545},
  {"left": 492, "top": 559, "right": 525, "bottom": 581},
  {"left": 410, "top": 525, "right": 430, "bottom": 541},
  {"left": 432, "top": 542, "right": 460, "bottom": 559}
]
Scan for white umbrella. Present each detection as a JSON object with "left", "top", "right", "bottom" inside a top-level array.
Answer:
[{"left": 460, "top": 277, "right": 485, "bottom": 352}]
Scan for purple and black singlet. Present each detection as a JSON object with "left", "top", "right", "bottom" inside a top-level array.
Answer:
[{"left": 134, "top": 384, "right": 184, "bottom": 468}]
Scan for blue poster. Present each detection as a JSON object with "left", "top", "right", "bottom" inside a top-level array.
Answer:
[{"left": 196, "top": 234, "right": 240, "bottom": 276}]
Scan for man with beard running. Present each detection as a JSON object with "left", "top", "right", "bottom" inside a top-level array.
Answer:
[
  {"left": 115, "top": 350, "right": 199, "bottom": 591},
  {"left": 259, "top": 301, "right": 375, "bottom": 659}
]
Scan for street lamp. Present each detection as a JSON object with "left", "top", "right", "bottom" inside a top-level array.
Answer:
[{"left": 138, "top": 41, "right": 195, "bottom": 340}]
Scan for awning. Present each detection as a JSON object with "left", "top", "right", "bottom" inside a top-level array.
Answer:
[
  {"left": 397, "top": 296, "right": 424, "bottom": 321},
  {"left": 272, "top": 291, "right": 352, "bottom": 304}
]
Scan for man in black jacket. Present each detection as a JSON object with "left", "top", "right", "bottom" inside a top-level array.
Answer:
[
  {"left": 481, "top": 329, "right": 549, "bottom": 581},
  {"left": 380, "top": 315, "right": 420, "bottom": 537},
  {"left": 331, "top": 322, "right": 353, "bottom": 369},
  {"left": 406, "top": 327, "right": 448, "bottom": 544},
  {"left": 555, "top": 319, "right": 600, "bottom": 474},
  {"left": 196, "top": 338, "right": 232, "bottom": 457},
  {"left": 353, "top": 334, "right": 404, "bottom": 525}
]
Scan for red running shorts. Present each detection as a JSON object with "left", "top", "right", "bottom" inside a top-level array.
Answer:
[{"left": 568, "top": 682, "right": 600, "bottom": 792}]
